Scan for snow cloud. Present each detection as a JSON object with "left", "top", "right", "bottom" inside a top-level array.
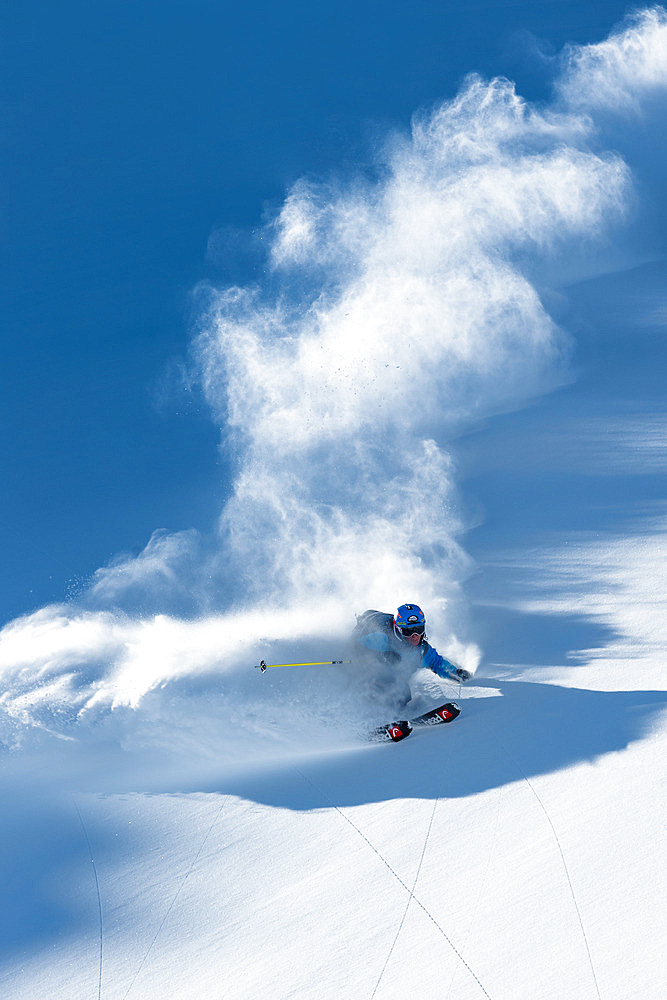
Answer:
[
  {"left": 558, "top": 7, "right": 667, "bottom": 112},
  {"left": 194, "top": 74, "right": 631, "bottom": 619}
]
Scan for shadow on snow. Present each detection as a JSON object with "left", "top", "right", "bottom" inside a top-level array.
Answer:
[{"left": 218, "top": 678, "right": 667, "bottom": 810}]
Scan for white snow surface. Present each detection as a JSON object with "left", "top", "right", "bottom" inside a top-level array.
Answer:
[
  {"left": 2, "top": 10, "right": 667, "bottom": 1000},
  {"left": 1, "top": 633, "right": 665, "bottom": 1000}
]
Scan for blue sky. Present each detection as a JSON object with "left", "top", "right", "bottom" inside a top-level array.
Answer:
[{"left": 0, "top": 0, "right": 652, "bottom": 624}]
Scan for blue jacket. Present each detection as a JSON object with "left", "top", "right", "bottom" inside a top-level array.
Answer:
[{"left": 352, "top": 610, "right": 459, "bottom": 680}]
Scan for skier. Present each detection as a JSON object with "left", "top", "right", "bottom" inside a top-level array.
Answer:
[
  {"left": 352, "top": 603, "right": 472, "bottom": 690},
  {"left": 351, "top": 603, "right": 471, "bottom": 740}
]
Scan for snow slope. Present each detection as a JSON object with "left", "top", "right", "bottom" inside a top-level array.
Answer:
[
  {"left": 1, "top": 648, "right": 665, "bottom": 1000},
  {"left": 1, "top": 10, "right": 667, "bottom": 1000}
]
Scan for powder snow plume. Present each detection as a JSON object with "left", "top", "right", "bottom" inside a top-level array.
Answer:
[{"left": 1, "top": 8, "right": 667, "bottom": 747}]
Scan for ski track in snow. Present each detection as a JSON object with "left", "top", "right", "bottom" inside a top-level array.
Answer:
[
  {"left": 370, "top": 796, "right": 439, "bottom": 999},
  {"left": 121, "top": 795, "right": 230, "bottom": 1000},
  {"left": 500, "top": 747, "right": 603, "bottom": 1000},
  {"left": 73, "top": 798, "right": 104, "bottom": 1000},
  {"left": 294, "top": 764, "right": 494, "bottom": 1000},
  {"left": 445, "top": 784, "right": 504, "bottom": 999}
]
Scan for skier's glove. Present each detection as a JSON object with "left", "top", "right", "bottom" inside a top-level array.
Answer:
[{"left": 452, "top": 667, "right": 472, "bottom": 683}]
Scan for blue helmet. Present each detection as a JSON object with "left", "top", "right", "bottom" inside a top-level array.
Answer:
[{"left": 394, "top": 604, "right": 426, "bottom": 645}]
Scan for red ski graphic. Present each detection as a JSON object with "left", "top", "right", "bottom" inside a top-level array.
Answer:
[{"left": 371, "top": 702, "right": 461, "bottom": 742}]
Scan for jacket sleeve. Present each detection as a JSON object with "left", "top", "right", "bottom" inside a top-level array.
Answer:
[
  {"left": 356, "top": 630, "right": 391, "bottom": 653},
  {"left": 420, "top": 642, "right": 459, "bottom": 679}
]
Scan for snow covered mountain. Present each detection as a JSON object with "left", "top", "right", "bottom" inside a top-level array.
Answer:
[{"left": 1, "top": 10, "right": 666, "bottom": 1000}]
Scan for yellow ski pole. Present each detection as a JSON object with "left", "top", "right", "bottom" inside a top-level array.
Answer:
[{"left": 255, "top": 659, "right": 352, "bottom": 673}]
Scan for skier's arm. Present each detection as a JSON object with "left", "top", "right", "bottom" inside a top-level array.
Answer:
[
  {"left": 355, "top": 631, "right": 401, "bottom": 663},
  {"left": 421, "top": 643, "right": 472, "bottom": 682}
]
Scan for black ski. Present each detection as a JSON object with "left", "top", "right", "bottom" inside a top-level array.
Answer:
[{"left": 370, "top": 701, "right": 461, "bottom": 742}]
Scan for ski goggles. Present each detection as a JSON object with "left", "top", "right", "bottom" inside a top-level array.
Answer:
[{"left": 398, "top": 624, "right": 425, "bottom": 644}]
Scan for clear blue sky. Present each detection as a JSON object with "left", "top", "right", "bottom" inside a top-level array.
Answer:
[{"left": 1, "top": 1, "right": 635, "bottom": 623}]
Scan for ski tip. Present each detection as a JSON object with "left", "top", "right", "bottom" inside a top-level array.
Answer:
[{"left": 438, "top": 702, "right": 461, "bottom": 722}]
